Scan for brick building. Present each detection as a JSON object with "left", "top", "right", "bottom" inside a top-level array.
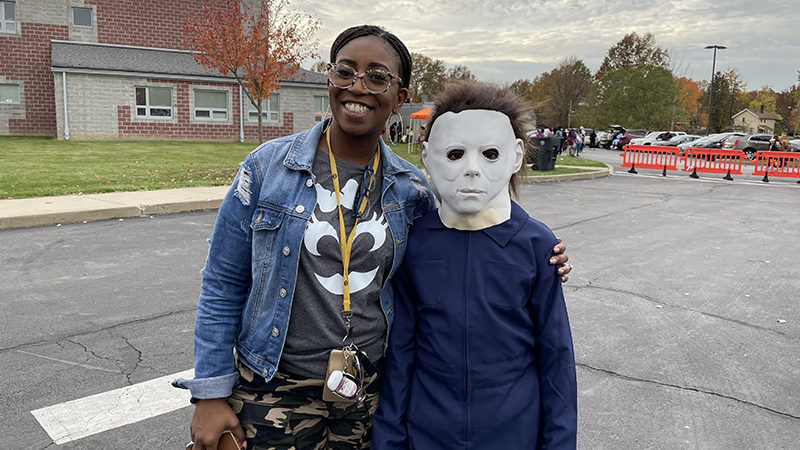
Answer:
[{"left": 0, "top": 0, "right": 327, "bottom": 141}]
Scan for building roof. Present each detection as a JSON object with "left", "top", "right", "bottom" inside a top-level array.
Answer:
[
  {"left": 731, "top": 108, "right": 779, "bottom": 121},
  {"left": 50, "top": 41, "right": 327, "bottom": 85}
]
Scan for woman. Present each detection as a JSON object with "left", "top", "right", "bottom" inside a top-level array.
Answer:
[{"left": 174, "top": 25, "right": 571, "bottom": 450}]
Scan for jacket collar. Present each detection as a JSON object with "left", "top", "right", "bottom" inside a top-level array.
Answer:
[
  {"left": 284, "top": 120, "right": 413, "bottom": 177},
  {"left": 427, "top": 201, "right": 528, "bottom": 247}
]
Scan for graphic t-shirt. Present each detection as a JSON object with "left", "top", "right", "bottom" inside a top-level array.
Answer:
[{"left": 279, "top": 149, "right": 393, "bottom": 378}]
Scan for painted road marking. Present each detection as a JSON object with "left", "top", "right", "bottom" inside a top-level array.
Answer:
[{"left": 31, "top": 369, "right": 194, "bottom": 445}]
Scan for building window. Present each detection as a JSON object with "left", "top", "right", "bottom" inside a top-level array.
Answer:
[
  {"left": 1, "top": 1, "right": 16, "bottom": 33},
  {"left": 0, "top": 84, "right": 20, "bottom": 103},
  {"left": 135, "top": 87, "right": 172, "bottom": 118},
  {"left": 72, "top": 7, "right": 92, "bottom": 27},
  {"left": 314, "top": 96, "right": 329, "bottom": 122},
  {"left": 194, "top": 90, "right": 228, "bottom": 120},
  {"left": 248, "top": 94, "right": 279, "bottom": 122}
]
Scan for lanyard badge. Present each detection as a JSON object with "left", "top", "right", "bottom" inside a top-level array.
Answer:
[{"left": 322, "top": 128, "right": 379, "bottom": 407}]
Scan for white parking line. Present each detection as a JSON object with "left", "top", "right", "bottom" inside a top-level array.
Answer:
[{"left": 31, "top": 369, "right": 194, "bottom": 445}]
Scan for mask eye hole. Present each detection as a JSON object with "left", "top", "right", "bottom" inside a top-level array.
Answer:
[
  {"left": 447, "top": 149, "right": 464, "bottom": 161},
  {"left": 482, "top": 149, "right": 499, "bottom": 160}
]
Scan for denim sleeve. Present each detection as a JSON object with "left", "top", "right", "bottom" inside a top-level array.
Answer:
[
  {"left": 532, "top": 236, "right": 578, "bottom": 450},
  {"left": 372, "top": 263, "right": 418, "bottom": 449},
  {"left": 172, "top": 155, "right": 262, "bottom": 400}
]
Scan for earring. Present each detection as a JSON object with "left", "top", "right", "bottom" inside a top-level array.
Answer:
[
  {"left": 387, "top": 111, "right": 404, "bottom": 145},
  {"left": 322, "top": 104, "right": 333, "bottom": 133}
]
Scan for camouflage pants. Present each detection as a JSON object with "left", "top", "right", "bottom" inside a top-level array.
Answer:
[{"left": 227, "top": 360, "right": 383, "bottom": 450}]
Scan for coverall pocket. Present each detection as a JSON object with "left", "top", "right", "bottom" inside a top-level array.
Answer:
[
  {"left": 484, "top": 260, "right": 531, "bottom": 308},
  {"left": 407, "top": 260, "right": 448, "bottom": 305}
]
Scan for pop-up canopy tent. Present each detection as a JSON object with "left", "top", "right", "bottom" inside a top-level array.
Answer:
[{"left": 405, "top": 107, "right": 432, "bottom": 151}]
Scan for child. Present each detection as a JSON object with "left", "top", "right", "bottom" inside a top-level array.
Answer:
[{"left": 372, "top": 81, "right": 577, "bottom": 449}]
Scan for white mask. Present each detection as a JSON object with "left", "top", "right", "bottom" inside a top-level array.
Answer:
[{"left": 421, "top": 110, "right": 524, "bottom": 230}]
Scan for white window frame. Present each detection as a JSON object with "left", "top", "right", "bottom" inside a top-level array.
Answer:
[
  {"left": 248, "top": 94, "right": 279, "bottom": 123},
  {"left": 314, "top": 95, "right": 329, "bottom": 122},
  {"left": 72, "top": 7, "right": 93, "bottom": 27},
  {"left": 0, "top": 83, "right": 20, "bottom": 104},
  {"left": 194, "top": 89, "right": 228, "bottom": 121},
  {"left": 1, "top": 1, "right": 16, "bottom": 33},
  {"left": 135, "top": 86, "right": 173, "bottom": 119}
]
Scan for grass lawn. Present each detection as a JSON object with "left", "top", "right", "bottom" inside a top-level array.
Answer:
[
  {"left": 0, "top": 137, "right": 607, "bottom": 200},
  {"left": 1, "top": 137, "right": 254, "bottom": 199}
]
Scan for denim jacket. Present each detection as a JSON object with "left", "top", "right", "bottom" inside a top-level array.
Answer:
[{"left": 173, "top": 121, "right": 434, "bottom": 400}]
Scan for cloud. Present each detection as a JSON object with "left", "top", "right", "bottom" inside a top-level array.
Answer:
[{"left": 294, "top": 0, "right": 800, "bottom": 89}]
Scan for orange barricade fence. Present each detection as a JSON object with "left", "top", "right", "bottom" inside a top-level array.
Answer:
[
  {"left": 619, "top": 145, "right": 680, "bottom": 174},
  {"left": 681, "top": 148, "right": 746, "bottom": 180},
  {"left": 749, "top": 151, "right": 800, "bottom": 183}
]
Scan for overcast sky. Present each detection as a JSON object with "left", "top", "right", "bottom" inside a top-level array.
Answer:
[{"left": 296, "top": 0, "right": 799, "bottom": 92}]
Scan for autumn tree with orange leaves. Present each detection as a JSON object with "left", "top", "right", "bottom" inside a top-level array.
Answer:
[{"left": 183, "top": 0, "right": 320, "bottom": 143}]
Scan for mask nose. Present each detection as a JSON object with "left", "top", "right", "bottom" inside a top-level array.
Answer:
[{"left": 463, "top": 151, "right": 481, "bottom": 178}]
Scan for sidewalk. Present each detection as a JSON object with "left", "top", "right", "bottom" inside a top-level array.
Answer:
[
  {"left": 0, "top": 164, "right": 611, "bottom": 230},
  {"left": 0, "top": 186, "right": 229, "bottom": 230}
]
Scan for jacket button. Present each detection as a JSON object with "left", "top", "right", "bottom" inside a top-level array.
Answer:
[
  {"left": 272, "top": 327, "right": 280, "bottom": 337},
  {"left": 279, "top": 288, "right": 287, "bottom": 298},
  {"left": 262, "top": 368, "right": 270, "bottom": 377},
  {"left": 282, "top": 246, "right": 290, "bottom": 256},
  {"left": 306, "top": 179, "right": 313, "bottom": 187},
  {"left": 295, "top": 205, "right": 305, "bottom": 213}
]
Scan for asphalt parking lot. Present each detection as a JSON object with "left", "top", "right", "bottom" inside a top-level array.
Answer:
[
  {"left": 1, "top": 146, "right": 798, "bottom": 449},
  {"left": 517, "top": 147, "right": 799, "bottom": 449}
]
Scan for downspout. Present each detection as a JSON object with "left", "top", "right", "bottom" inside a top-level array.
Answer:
[
  {"left": 239, "top": 84, "right": 244, "bottom": 143},
  {"left": 62, "top": 71, "right": 70, "bottom": 140}
]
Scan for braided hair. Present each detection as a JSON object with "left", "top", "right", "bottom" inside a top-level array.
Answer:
[{"left": 330, "top": 25, "right": 412, "bottom": 89}]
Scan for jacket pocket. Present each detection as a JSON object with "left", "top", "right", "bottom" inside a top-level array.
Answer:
[
  {"left": 251, "top": 208, "right": 285, "bottom": 262},
  {"left": 407, "top": 260, "right": 448, "bottom": 305},
  {"left": 484, "top": 260, "right": 531, "bottom": 309}
]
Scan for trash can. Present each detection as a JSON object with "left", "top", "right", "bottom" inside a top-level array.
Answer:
[{"left": 529, "top": 137, "right": 561, "bottom": 171}]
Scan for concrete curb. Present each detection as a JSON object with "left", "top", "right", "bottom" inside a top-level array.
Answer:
[
  {"left": 0, "top": 186, "right": 229, "bottom": 230},
  {"left": 524, "top": 163, "right": 614, "bottom": 183}
]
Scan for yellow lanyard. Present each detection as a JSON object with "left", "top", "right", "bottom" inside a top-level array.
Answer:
[{"left": 326, "top": 129, "right": 381, "bottom": 320}]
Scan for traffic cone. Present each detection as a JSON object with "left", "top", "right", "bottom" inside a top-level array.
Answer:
[
  {"left": 628, "top": 164, "right": 637, "bottom": 174},
  {"left": 723, "top": 169, "right": 733, "bottom": 181},
  {"left": 689, "top": 168, "right": 699, "bottom": 179}
]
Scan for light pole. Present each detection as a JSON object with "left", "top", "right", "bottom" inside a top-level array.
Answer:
[{"left": 705, "top": 45, "right": 726, "bottom": 135}]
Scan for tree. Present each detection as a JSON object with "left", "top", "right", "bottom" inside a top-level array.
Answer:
[
  {"left": 309, "top": 58, "right": 328, "bottom": 74},
  {"left": 596, "top": 32, "right": 670, "bottom": 79},
  {"left": 409, "top": 53, "right": 446, "bottom": 102},
  {"left": 748, "top": 85, "right": 782, "bottom": 120},
  {"left": 575, "top": 64, "right": 679, "bottom": 130},
  {"left": 543, "top": 57, "right": 592, "bottom": 127},
  {"left": 183, "top": 0, "right": 321, "bottom": 143},
  {"left": 675, "top": 77, "right": 704, "bottom": 132}
]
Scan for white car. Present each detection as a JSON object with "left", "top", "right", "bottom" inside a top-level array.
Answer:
[
  {"left": 788, "top": 139, "right": 800, "bottom": 152},
  {"left": 629, "top": 131, "right": 687, "bottom": 146}
]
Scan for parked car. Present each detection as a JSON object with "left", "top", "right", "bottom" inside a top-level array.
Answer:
[
  {"left": 725, "top": 133, "right": 773, "bottom": 160},
  {"left": 629, "top": 131, "right": 686, "bottom": 146},
  {"left": 679, "top": 133, "right": 745, "bottom": 155},
  {"left": 662, "top": 134, "right": 701, "bottom": 147},
  {"left": 615, "top": 129, "right": 649, "bottom": 149},
  {"left": 788, "top": 139, "right": 800, "bottom": 152},
  {"left": 598, "top": 130, "right": 615, "bottom": 148}
]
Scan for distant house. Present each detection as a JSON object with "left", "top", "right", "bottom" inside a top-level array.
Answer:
[
  {"left": 0, "top": 0, "right": 327, "bottom": 142},
  {"left": 730, "top": 108, "right": 778, "bottom": 134}
]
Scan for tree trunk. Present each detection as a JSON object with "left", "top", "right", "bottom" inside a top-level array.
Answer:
[{"left": 257, "top": 104, "right": 263, "bottom": 143}]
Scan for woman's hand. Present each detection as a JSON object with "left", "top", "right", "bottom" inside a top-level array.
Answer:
[
  {"left": 550, "top": 238, "right": 572, "bottom": 283},
  {"left": 189, "top": 398, "right": 247, "bottom": 450}
]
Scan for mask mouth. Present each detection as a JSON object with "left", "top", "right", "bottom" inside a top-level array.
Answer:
[{"left": 458, "top": 188, "right": 486, "bottom": 194}]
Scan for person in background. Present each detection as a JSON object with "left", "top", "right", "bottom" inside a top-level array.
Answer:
[{"left": 589, "top": 129, "right": 597, "bottom": 148}]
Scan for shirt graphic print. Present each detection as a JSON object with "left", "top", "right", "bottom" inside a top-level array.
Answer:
[{"left": 279, "top": 149, "right": 393, "bottom": 378}]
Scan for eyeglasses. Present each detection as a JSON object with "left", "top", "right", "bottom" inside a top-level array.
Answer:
[{"left": 327, "top": 62, "right": 401, "bottom": 95}]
